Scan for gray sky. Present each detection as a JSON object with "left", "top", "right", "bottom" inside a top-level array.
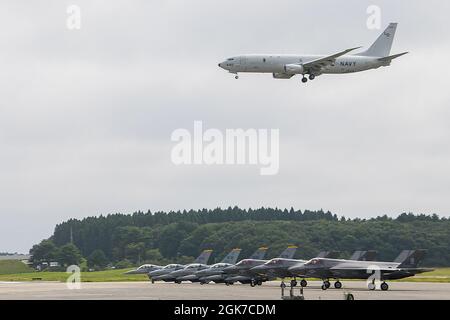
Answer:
[{"left": 1, "top": 0, "right": 450, "bottom": 253}]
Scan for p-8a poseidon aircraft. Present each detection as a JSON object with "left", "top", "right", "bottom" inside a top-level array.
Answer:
[{"left": 218, "top": 23, "right": 407, "bottom": 83}]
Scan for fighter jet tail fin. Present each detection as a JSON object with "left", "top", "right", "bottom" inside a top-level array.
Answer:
[
  {"left": 194, "top": 249, "right": 213, "bottom": 264},
  {"left": 317, "top": 251, "right": 340, "bottom": 259},
  {"left": 357, "top": 23, "right": 398, "bottom": 57},
  {"left": 221, "top": 248, "right": 242, "bottom": 264},
  {"left": 278, "top": 245, "right": 297, "bottom": 259},
  {"left": 350, "top": 250, "right": 378, "bottom": 261},
  {"left": 248, "top": 247, "right": 268, "bottom": 260},
  {"left": 395, "top": 250, "right": 427, "bottom": 268}
]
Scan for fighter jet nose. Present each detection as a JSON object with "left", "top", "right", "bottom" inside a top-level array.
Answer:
[
  {"left": 251, "top": 265, "right": 266, "bottom": 272},
  {"left": 289, "top": 266, "right": 306, "bottom": 274},
  {"left": 223, "top": 266, "right": 235, "bottom": 273}
]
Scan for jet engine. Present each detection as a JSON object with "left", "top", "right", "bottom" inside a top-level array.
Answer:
[
  {"left": 272, "top": 73, "right": 293, "bottom": 79},
  {"left": 284, "top": 64, "right": 304, "bottom": 74}
]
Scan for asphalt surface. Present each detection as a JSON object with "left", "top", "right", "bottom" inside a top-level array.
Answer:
[{"left": 1, "top": 281, "right": 449, "bottom": 300}]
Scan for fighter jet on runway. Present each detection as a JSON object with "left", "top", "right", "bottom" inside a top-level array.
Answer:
[
  {"left": 148, "top": 249, "right": 213, "bottom": 283},
  {"left": 171, "top": 248, "right": 241, "bottom": 283},
  {"left": 218, "top": 23, "right": 407, "bottom": 83},
  {"left": 251, "top": 250, "right": 377, "bottom": 288},
  {"left": 223, "top": 245, "right": 298, "bottom": 287},
  {"left": 249, "top": 250, "right": 340, "bottom": 288},
  {"left": 289, "top": 249, "right": 431, "bottom": 291},
  {"left": 196, "top": 247, "right": 267, "bottom": 285}
]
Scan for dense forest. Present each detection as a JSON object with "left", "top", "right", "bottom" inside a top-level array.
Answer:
[{"left": 30, "top": 208, "right": 450, "bottom": 268}]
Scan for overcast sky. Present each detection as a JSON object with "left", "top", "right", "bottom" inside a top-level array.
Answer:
[{"left": 1, "top": 0, "right": 450, "bottom": 253}]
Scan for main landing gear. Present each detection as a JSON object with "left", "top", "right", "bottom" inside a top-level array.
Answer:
[
  {"left": 320, "top": 280, "right": 342, "bottom": 290},
  {"left": 367, "top": 279, "right": 389, "bottom": 291},
  {"left": 289, "top": 278, "right": 308, "bottom": 288},
  {"left": 301, "top": 74, "right": 316, "bottom": 83},
  {"left": 250, "top": 279, "right": 263, "bottom": 287}
]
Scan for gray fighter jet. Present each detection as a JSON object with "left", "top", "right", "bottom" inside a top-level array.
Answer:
[
  {"left": 289, "top": 249, "right": 431, "bottom": 291},
  {"left": 283, "top": 250, "right": 376, "bottom": 288},
  {"left": 223, "top": 245, "right": 298, "bottom": 287},
  {"left": 196, "top": 247, "right": 267, "bottom": 285},
  {"left": 125, "top": 264, "right": 162, "bottom": 275},
  {"left": 148, "top": 249, "right": 212, "bottom": 283},
  {"left": 250, "top": 250, "right": 344, "bottom": 288},
  {"left": 171, "top": 248, "right": 241, "bottom": 283}
]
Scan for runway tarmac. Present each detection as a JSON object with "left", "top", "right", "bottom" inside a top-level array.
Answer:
[{"left": 0, "top": 281, "right": 449, "bottom": 300}]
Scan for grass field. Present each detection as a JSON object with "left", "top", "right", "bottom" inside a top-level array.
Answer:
[
  {"left": 0, "top": 260, "right": 33, "bottom": 275},
  {"left": 0, "top": 268, "right": 148, "bottom": 282},
  {"left": 0, "top": 267, "right": 449, "bottom": 283}
]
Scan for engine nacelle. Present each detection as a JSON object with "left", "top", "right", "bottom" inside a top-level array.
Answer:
[
  {"left": 272, "top": 73, "right": 293, "bottom": 79},
  {"left": 284, "top": 64, "right": 304, "bottom": 74}
]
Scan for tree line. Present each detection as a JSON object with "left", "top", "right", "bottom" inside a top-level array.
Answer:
[{"left": 29, "top": 208, "right": 450, "bottom": 269}]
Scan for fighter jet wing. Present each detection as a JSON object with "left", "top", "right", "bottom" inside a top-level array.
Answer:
[
  {"left": 329, "top": 266, "right": 399, "bottom": 275},
  {"left": 302, "top": 46, "right": 362, "bottom": 74}
]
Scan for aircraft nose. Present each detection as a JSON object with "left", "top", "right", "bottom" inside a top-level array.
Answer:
[
  {"left": 289, "top": 265, "right": 306, "bottom": 275},
  {"left": 196, "top": 270, "right": 206, "bottom": 276},
  {"left": 251, "top": 265, "right": 267, "bottom": 273},
  {"left": 223, "top": 266, "right": 236, "bottom": 273},
  {"left": 124, "top": 269, "right": 137, "bottom": 274}
]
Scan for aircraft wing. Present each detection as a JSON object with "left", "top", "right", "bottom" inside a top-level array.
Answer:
[
  {"left": 302, "top": 46, "right": 362, "bottom": 74},
  {"left": 329, "top": 266, "right": 399, "bottom": 275}
]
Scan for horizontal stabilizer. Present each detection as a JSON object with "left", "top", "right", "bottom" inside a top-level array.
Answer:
[{"left": 378, "top": 52, "right": 409, "bottom": 62}]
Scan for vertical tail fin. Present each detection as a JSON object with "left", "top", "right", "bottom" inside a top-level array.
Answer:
[
  {"left": 248, "top": 247, "right": 268, "bottom": 260},
  {"left": 317, "top": 251, "right": 340, "bottom": 259},
  {"left": 395, "top": 250, "right": 427, "bottom": 268},
  {"left": 358, "top": 23, "right": 398, "bottom": 57},
  {"left": 362, "top": 250, "right": 378, "bottom": 261},
  {"left": 278, "top": 245, "right": 297, "bottom": 259},
  {"left": 220, "top": 248, "right": 242, "bottom": 264},
  {"left": 350, "top": 250, "right": 378, "bottom": 261},
  {"left": 194, "top": 249, "right": 213, "bottom": 264}
]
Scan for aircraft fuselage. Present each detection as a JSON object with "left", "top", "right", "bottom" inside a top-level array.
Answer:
[{"left": 219, "top": 54, "right": 387, "bottom": 76}]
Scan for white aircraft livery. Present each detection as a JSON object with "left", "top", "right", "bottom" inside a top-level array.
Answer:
[{"left": 218, "top": 23, "right": 407, "bottom": 83}]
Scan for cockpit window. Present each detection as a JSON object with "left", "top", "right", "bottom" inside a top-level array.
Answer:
[
  {"left": 227, "top": 58, "right": 235, "bottom": 61},
  {"left": 305, "top": 259, "right": 321, "bottom": 266}
]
